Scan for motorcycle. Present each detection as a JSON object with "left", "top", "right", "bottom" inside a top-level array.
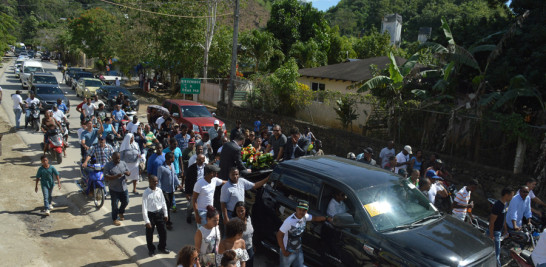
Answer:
[
  {"left": 27, "top": 103, "right": 40, "bottom": 132},
  {"left": 507, "top": 224, "right": 541, "bottom": 267},
  {"left": 75, "top": 159, "right": 106, "bottom": 209},
  {"left": 41, "top": 129, "right": 64, "bottom": 164}
]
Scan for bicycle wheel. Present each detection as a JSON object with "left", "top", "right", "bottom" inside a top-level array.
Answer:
[{"left": 94, "top": 187, "right": 105, "bottom": 209}]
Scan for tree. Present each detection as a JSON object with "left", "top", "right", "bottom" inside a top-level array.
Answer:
[
  {"left": 327, "top": 27, "right": 356, "bottom": 64},
  {"left": 240, "top": 29, "right": 282, "bottom": 73},
  {"left": 352, "top": 29, "right": 392, "bottom": 59},
  {"left": 334, "top": 94, "right": 360, "bottom": 130},
  {"left": 0, "top": 12, "right": 16, "bottom": 52},
  {"left": 358, "top": 52, "right": 419, "bottom": 137},
  {"left": 289, "top": 39, "right": 327, "bottom": 68},
  {"left": 21, "top": 12, "right": 39, "bottom": 44},
  {"left": 247, "top": 58, "right": 313, "bottom": 115},
  {"left": 267, "top": 0, "right": 329, "bottom": 55},
  {"left": 68, "top": 8, "right": 120, "bottom": 60}
]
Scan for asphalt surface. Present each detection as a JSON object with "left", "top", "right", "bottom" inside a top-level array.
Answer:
[{"left": 0, "top": 58, "right": 276, "bottom": 266}]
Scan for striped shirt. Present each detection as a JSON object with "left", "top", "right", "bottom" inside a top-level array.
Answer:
[{"left": 452, "top": 186, "right": 471, "bottom": 221}]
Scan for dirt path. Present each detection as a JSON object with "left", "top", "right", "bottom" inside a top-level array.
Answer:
[{"left": 0, "top": 111, "right": 133, "bottom": 266}]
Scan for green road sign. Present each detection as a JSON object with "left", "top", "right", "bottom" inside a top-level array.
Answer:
[{"left": 180, "top": 78, "right": 201, "bottom": 94}]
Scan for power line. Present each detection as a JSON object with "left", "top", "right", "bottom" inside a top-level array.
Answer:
[{"left": 98, "top": 0, "right": 232, "bottom": 19}]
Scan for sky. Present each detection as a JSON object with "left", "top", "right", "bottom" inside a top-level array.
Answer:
[
  {"left": 307, "top": 0, "right": 340, "bottom": 11},
  {"left": 309, "top": 0, "right": 511, "bottom": 12}
]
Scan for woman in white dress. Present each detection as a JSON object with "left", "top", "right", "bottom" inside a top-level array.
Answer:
[{"left": 119, "top": 133, "right": 140, "bottom": 194}]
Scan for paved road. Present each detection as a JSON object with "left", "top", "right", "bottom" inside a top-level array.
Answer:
[{"left": 0, "top": 58, "right": 277, "bottom": 266}]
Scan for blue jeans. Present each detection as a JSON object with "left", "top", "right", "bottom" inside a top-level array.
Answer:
[
  {"left": 279, "top": 249, "right": 304, "bottom": 267},
  {"left": 486, "top": 230, "right": 502, "bottom": 266},
  {"left": 13, "top": 109, "right": 22, "bottom": 128},
  {"left": 110, "top": 189, "right": 129, "bottom": 221},
  {"left": 41, "top": 185, "right": 53, "bottom": 210},
  {"left": 196, "top": 209, "right": 207, "bottom": 228},
  {"left": 113, "top": 121, "right": 120, "bottom": 132}
]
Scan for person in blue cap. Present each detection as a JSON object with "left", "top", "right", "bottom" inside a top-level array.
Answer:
[{"left": 426, "top": 169, "right": 448, "bottom": 204}]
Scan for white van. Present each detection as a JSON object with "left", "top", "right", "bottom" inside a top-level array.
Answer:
[
  {"left": 21, "top": 61, "right": 44, "bottom": 89},
  {"left": 13, "top": 56, "right": 29, "bottom": 78}
]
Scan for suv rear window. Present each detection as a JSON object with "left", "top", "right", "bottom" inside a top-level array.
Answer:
[{"left": 33, "top": 76, "right": 57, "bottom": 84}]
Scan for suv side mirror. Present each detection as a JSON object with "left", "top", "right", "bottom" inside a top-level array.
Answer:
[
  {"left": 332, "top": 213, "right": 360, "bottom": 229},
  {"left": 173, "top": 112, "right": 180, "bottom": 118}
]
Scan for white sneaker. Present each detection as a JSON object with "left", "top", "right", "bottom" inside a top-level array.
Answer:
[
  {"left": 49, "top": 204, "right": 54, "bottom": 210},
  {"left": 45, "top": 210, "right": 50, "bottom": 216}
]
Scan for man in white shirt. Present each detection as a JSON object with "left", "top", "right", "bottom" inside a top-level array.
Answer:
[
  {"left": 191, "top": 164, "right": 226, "bottom": 227},
  {"left": 452, "top": 179, "right": 478, "bottom": 221},
  {"left": 379, "top": 141, "right": 395, "bottom": 168},
  {"left": 531, "top": 228, "right": 546, "bottom": 267},
  {"left": 24, "top": 92, "right": 41, "bottom": 128},
  {"left": 141, "top": 175, "right": 169, "bottom": 256},
  {"left": 188, "top": 145, "right": 209, "bottom": 167},
  {"left": 81, "top": 98, "right": 95, "bottom": 118},
  {"left": 92, "top": 95, "right": 104, "bottom": 109},
  {"left": 394, "top": 145, "right": 412, "bottom": 175},
  {"left": 11, "top": 90, "right": 24, "bottom": 129},
  {"left": 126, "top": 116, "right": 140, "bottom": 134},
  {"left": 115, "top": 77, "right": 121, "bottom": 87},
  {"left": 327, "top": 190, "right": 348, "bottom": 217},
  {"left": 52, "top": 105, "right": 67, "bottom": 123}
]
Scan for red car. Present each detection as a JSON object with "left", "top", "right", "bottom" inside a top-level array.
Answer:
[{"left": 161, "top": 99, "right": 225, "bottom": 136}]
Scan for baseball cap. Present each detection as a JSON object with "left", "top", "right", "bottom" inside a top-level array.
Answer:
[
  {"left": 205, "top": 164, "right": 221, "bottom": 173},
  {"left": 469, "top": 179, "right": 479, "bottom": 186},
  {"left": 404, "top": 145, "right": 412, "bottom": 154},
  {"left": 363, "top": 147, "right": 374, "bottom": 155},
  {"left": 188, "top": 138, "right": 196, "bottom": 144},
  {"left": 297, "top": 200, "right": 309, "bottom": 210},
  {"left": 425, "top": 170, "right": 436, "bottom": 178},
  {"left": 213, "top": 120, "right": 220, "bottom": 125}
]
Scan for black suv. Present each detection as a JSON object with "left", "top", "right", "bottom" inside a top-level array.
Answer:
[{"left": 251, "top": 156, "right": 495, "bottom": 267}]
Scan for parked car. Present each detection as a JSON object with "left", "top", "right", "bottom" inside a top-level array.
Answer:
[
  {"left": 99, "top": 70, "right": 122, "bottom": 85},
  {"left": 96, "top": 86, "right": 139, "bottom": 111},
  {"left": 13, "top": 56, "right": 29, "bottom": 78},
  {"left": 75, "top": 78, "right": 104, "bottom": 98},
  {"left": 21, "top": 61, "right": 45, "bottom": 89},
  {"left": 30, "top": 84, "right": 70, "bottom": 113},
  {"left": 41, "top": 53, "right": 50, "bottom": 61},
  {"left": 251, "top": 156, "right": 496, "bottom": 267},
  {"left": 70, "top": 71, "right": 94, "bottom": 90},
  {"left": 65, "top": 67, "right": 83, "bottom": 86},
  {"left": 160, "top": 99, "right": 224, "bottom": 136},
  {"left": 29, "top": 72, "right": 58, "bottom": 90}
]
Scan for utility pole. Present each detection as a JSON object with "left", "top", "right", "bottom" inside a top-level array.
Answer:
[{"left": 227, "top": 0, "right": 240, "bottom": 111}]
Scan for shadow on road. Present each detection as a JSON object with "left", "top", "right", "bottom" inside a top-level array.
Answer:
[{"left": 80, "top": 258, "right": 136, "bottom": 267}]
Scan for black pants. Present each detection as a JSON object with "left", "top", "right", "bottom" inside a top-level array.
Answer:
[
  {"left": 146, "top": 211, "right": 167, "bottom": 252},
  {"left": 163, "top": 192, "right": 174, "bottom": 226}
]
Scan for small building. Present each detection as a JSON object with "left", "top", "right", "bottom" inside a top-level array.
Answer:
[
  {"left": 297, "top": 56, "right": 406, "bottom": 130},
  {"left": 418, "top": 27, "right": 432, "bottom": 43},
  {"left": 381, "top": 14, "right": 403, "bottom": 46}
]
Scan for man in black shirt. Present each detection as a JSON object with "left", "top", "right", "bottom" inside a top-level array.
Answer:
[{"left": 488, "top": 187, "right": 514, "bottom": 267}]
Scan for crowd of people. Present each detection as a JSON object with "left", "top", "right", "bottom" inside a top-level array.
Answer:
[
  {"left": 28, "top": 97, "right": 327, "bottom": 266},
  {"left": 18, "top": 84, "right": 545, "bottom": 266}
]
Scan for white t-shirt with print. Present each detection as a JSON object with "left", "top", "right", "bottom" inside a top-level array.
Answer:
[{"left": 279, "top": 213, "right": 312, "bottom": 251}]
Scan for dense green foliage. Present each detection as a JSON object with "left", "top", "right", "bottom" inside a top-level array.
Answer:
[{"left": 325, "top": 0, "right": 510, "bottom": 47}]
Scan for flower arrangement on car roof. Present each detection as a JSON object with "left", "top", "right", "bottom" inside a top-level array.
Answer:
[{"left": 241, "top": 145, "right": 274, "bottom": 170}]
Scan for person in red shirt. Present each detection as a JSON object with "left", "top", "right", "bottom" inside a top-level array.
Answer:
[{"left": 76, "top": 100, "right": 86, "bottom": 122}]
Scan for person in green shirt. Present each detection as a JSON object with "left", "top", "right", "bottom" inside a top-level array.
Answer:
[
  {"left": 144, "top": 124, "right": 158, "bottom": 146},
  {"left": 35, "top": 155, "right": 61, "bottom": 216}
]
